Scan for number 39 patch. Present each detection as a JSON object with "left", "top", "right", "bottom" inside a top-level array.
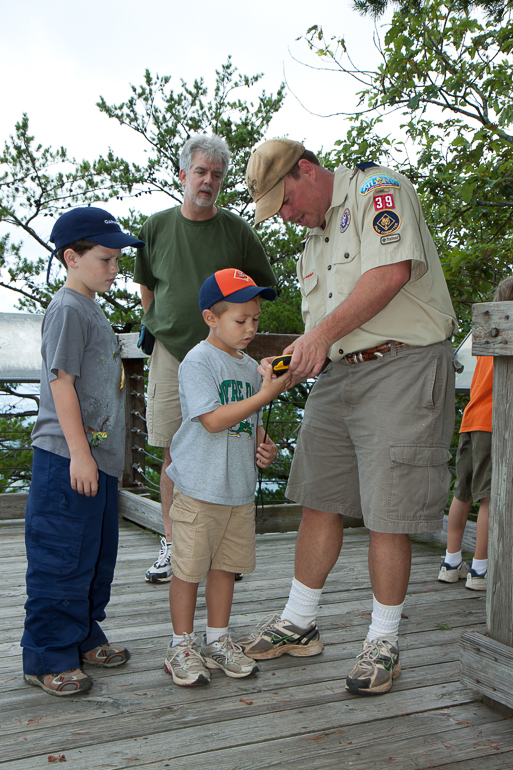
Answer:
[{"left": 373, "top": 193, "right": 395, "bottom": 211}]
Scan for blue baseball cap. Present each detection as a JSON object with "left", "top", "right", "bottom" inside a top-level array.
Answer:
[
  {"left": 47, "top": 206, "right": 145, "bottom": 283},
  {"left": 50, "top": 207, "right": 145, "bottom": 252},
  {"left": 199, "top": 268, "right": 276, "bottom": 312}
]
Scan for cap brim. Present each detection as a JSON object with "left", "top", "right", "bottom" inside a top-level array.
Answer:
[
  {"left": 223, "top": 286, "right": 277, "bottom": 304},
  {"left": 88, "top": 233, "right": 145, "bottom": 249},
  {"left": 254, "top": 178, "right": 285, "bottom": 226}
]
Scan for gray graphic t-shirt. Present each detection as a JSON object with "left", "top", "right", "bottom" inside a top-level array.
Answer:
[
  {"left": 168, "top": 340, "right": 262, "bottom": 505},
  {"left": 31, "top": 287, "right": 125, "bottom": 478}
]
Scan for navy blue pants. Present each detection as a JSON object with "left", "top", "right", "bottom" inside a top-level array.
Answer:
[{"left": 22, "top": 448, "right": 119, "bottom": 675}]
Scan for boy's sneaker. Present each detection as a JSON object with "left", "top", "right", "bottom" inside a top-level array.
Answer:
[
  {"left": 466, "top": 568, "right": 487, "bottom": 591},
  {"left": 164, "top": 634, "right": 211, "bottom": 686},
  {"left": 82, "top": 643, "right": 130, "bottom": 667},
  {"left": 437, "top": 558, "right": 468, "bottom": 583},
  {"left": 145, "top": 537, "right": 172, "bottom": 583},
  {"left": 201, "top": 634, "right": 259, "bottom": 678},
  {"left": 346, "top": 638, "right": 401, "bottom": 696},
  {"left": 24, "top": 668, "right": 92, "bottom": 697},
  {"left": 237, "top": 614, "right": 323, "bottom": 660}
]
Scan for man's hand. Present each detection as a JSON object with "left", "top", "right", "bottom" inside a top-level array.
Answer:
[{"left": 284, "top": 328, "right": 331, "bottom": 384}]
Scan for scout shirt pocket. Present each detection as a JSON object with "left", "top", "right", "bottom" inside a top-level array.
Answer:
[
  {"left": 331, "top": 232, "right": 361, "bottom": 300},
  {"left": 298, "top": 258, "right": 326, "bottom": 330}
]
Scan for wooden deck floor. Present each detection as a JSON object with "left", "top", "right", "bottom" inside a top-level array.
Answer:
[{"left": 2, "top": 518, "right": 512, "bottom": 770}]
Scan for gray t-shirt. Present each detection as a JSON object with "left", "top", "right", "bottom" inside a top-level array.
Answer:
[
  {"left": 31, "top": 287, "right": 125, "bottom": 478},
  {"left": 167, "top": 340, "right": 262, "bottom": 505}
]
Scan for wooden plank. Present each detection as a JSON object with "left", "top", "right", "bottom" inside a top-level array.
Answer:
[
  {"left": 0, "top": 492, "right": 27, "bottom": 520},
  {"left": 115, "top": 331, "right": 300, "bottom": 362},
  {"left": 472, "top": 301, "right": 513, "bottom": 356},
  {"left": 118, "top": 488, "right": 164, "bottom": 533},
  {"left": 460, "top": 631, "right": 513, "bottom": 710},
  {"left": 0, "top": 519, "right": 502, "bottom": 770},
  {"left": 0, "top": 682, "right": 477, "bottom": 765}
]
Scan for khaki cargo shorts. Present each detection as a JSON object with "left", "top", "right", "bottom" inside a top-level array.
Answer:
[
  {"left": 453, "top": 430, "right": 492, "bottom": 502},
  {"left": 169, "top": 489, "right": 256, "bottom": 583},
  {"left": 146, "top": 339, "right": 182, "bottom": 448},
  {"left": 286, "top": 340, "right": 455, "bottom": 534}
]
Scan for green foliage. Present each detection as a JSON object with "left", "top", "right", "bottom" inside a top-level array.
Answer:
[
  {"left": 0, "top": 60, "right": 305, "bottom": 495},
  {"left": 304, "top": 4, "right": 513, "bottom": 335},
  {"left": 0, "top": 59, "right": 296, "bottom": 335}
]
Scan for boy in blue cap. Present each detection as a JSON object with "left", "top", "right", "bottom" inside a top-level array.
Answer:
[
  {"left": 22, "top": 207, "right": 145, "bottom": 696},
  {"left": 163, "top": 268, "right": 292, "bottom": 686}
]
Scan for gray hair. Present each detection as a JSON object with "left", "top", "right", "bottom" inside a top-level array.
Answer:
[{"left": 179, "top": 134, "right": 231, "bottom": 179}]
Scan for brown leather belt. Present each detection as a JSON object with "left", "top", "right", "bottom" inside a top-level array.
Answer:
[{"left": 344, "top": 341, "right": 408, "bottom": 364}]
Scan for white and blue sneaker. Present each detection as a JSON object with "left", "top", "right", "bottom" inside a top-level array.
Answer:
[
  {"left": 437, "top": 558, "right": 468, "bottom": 583},
  {"left": 145, "top": 537, "right": 172, "bottom": 583}
]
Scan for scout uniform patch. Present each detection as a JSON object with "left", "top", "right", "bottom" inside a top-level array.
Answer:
[
  {"left": 340, "top": 208, "right": 351, "bottom": 233},
  {"left": 360, "top": 174, "right": 401, "bottom": 196},
  {"left": 372, "top": 210, "right": 401, "bottom": 236}
]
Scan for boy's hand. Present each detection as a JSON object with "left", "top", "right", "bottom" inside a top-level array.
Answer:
[
  {"left": 256, "top": 435, "right": 278, "bottom": 469},
  {"left": 260, "top": 366, "right": 292, "bottom": 402},
  {"left": 70, "top": 452, "right": 99, "bottom": 497}
]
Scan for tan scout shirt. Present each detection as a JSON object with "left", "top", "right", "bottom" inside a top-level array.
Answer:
[{"left": 297, "top": 164, "right": 457, "bottom": 361}]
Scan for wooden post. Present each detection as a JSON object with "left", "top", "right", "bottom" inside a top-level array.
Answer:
[
  {"left": 117, "top": 333, "right": 148, "bottom": 490},
  {"left": 459, "top": 301, "right": 513, "bottom": 713}
]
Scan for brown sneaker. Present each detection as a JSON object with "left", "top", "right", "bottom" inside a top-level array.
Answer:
[
  {"left": 24, "top": 668, "right": 92, "bottom": 696},
  {"left": 346, "top": 638, "right": 401, "bottom": 695},
  {"left": 83, "top": 643, "right": 130, "bottom": 667}
]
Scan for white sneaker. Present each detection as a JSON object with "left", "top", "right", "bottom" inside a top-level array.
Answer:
[
  {"left": 437, "top": 558, "right": 468, "bottom": 583},
  {"left": 466, "top": 568, "right": 487, "bottom": 591},
  {"left": 201, "top": 633, "right": 259, "bottom": 678},
  {"left": 164, "top": 634, "right": 210, "bottom": 686},
  {"left": 145, "top": 537, "right": 172, "bottom": 583}
]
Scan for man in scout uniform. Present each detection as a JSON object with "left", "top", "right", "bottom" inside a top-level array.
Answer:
[{"left": 239, "top": 139, "right": 457, "bottom": 696}]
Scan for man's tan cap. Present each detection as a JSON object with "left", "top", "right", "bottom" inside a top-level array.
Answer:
[{"left": 246, "top": 139, "right": 305, "bottom": 225}]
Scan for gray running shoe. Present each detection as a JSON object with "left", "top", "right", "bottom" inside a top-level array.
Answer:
[
  {"left": 465, "top": 568, "right": 487, "bottom": 591},
  {"left": 437, "top": 557, "right": 468, "bottom": 583},
  {"left": 346, "top": 638, "right": 401, "bottom": 695},
  {"left": 237, "top": 613, "right": 323, "bottom": 660},
  {"left": 145, "top": 537, "right": 172, "bottom": 583},
  {"left": 164, "top": 634, "right": 210, "bottom": 686},
  {"left": 201, "top": 634, "right": 259, "bottom": 678},
  {"left": 24, "top": 668, "right": 92, "bottom": 696}
]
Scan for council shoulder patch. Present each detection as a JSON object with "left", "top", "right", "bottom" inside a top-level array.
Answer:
[
  {"left": 372, "top": 210, "right": 401, "bottom": 236},
  {"left": 360, "top": 174, "right": 401, "bottom": 196},
  {"left": 340, "top": 208, "right": 351, "bottom": 233}
]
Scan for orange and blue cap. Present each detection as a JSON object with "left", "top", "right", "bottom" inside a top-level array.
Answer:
[{"left": 199, "top": 268, "right": 276, "bottom": 312}]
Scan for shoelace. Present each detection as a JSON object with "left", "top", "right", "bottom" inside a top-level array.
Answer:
[
  {"left": 356, "top": 639, "right": 394, "bottom": 669},
  {"left": 243, "top": 612, "right": 282, "bottom": 642},
  {"left": 213, "top": 634, "right": 245, "bottom": 662},
  {"left": 154, "top": 537, "right": 171, "bottom": 567},
  {"left": 169, "top": 634, "right": 205, "bottom": 668}
]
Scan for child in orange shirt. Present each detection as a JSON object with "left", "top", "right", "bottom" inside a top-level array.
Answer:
[{"left": 438, "top": 276, "right": 513, "bottom": 591}]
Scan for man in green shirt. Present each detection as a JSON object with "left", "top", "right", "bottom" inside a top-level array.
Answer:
[{"left": 135, "top": 134, "right": 275, "bottom": 582}]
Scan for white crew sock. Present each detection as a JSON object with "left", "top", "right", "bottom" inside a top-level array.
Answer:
[
  {"left": 206, "top": 626, "right": 229, "bottom": 645},
  {"left": 172, "top": 633, "right": 186, "bottom": 647},
  {"left": 366, "top": 596, "right": 404, "bottom": 642},
  {"left": 281, "top": 577, "right": 323, "bottom": 629},
  {"left": 445, "top": 549, "right": 462, "bottom": 567},
  {"left": 472, "top": 558, "right": 488, "bottom": 575}
]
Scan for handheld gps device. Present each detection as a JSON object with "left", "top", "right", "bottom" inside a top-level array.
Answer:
[{"left": 271, "top": 354, "right": 292, "bottom": 376}]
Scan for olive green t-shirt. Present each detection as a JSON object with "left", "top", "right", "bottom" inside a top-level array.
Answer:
[{"left": 134, "top": 206, "right": 275, "bottom": 362}]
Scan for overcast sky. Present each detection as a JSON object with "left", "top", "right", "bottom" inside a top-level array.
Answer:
[{"left": 1, "top": 0, "right": 391, "bottom": 311}]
